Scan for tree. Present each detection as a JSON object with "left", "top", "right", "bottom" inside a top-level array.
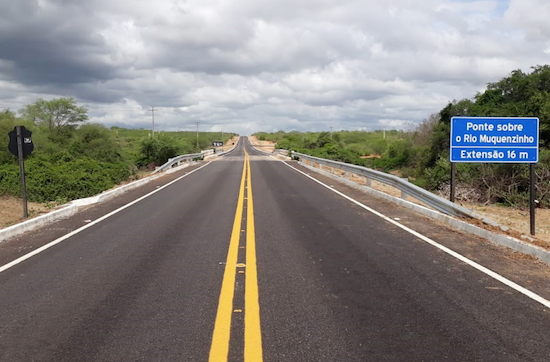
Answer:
[
  {"left": 20, "top": 98, "right": 88, "bottom": 133},
  {"left": 136, "top": 135, "right": 189, "bottom": 167},
  {"left": 316, "top": 132, "right": 332, "bottom": 147},
  {"left": 0, "top": 110, "right": 20, "bottom": 164},
  {"left": 413, "top": 113, "right": 439, "bottom": 146},
  {"left": 69, "top": 124, "right": 122, "bottom": 163}
]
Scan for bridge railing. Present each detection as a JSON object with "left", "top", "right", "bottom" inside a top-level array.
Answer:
[
  {"left": 154, "top": 138, "right": 240, "bottom": 173},
  {"left": 289, "top": 151, "right": 483, "bottom": 220},
  {"left": 273, "top": 149, "right": 289, "bottom": 157},
  {"left": 153, "top": 152, "right": 207, "bottom": 174}
]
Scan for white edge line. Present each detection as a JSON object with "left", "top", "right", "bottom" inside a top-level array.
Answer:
[
  {"left": 0, "top": 161, "right": 213, "bottom": 274},
  {"left": 278, "top": 158, "right": 550, "bottom": 310}
]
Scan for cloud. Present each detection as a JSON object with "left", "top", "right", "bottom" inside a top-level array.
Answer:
[
  {"left": 0, "top": 0, "right": 548, "bottom": 135},
  {"left": 505, "top": 0, "right": 550, "bottom": 40}
]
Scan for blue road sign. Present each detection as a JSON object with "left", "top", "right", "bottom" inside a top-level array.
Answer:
[{"left": 450, "top": 117, "right": 539, "bottom": 163}]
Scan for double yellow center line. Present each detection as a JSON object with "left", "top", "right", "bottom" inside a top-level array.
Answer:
[{"left": 209, "top": 150, "right": 263, "bottom": 362}]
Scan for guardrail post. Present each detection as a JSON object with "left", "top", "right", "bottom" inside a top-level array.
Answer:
[
  {"left": 366, "top": 177, "right": 371, "bottom": 187},
  {"left": 400, "top": 177, "right": 409, "bottom": 200}
]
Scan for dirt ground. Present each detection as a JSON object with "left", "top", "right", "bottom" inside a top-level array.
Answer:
[
  {"left": 213, "top": 136, "right": 240, "bottom": 153},
  {"left": 0, "top": 196, "right": 53, "bottom": 228},
  {"left": 248, "top": 135, "right": 276, "bottom": 153}
]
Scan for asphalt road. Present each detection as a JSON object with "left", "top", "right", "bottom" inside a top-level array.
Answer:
[{"left": 1, "top": 138, "right": 550, "bottom": 361}]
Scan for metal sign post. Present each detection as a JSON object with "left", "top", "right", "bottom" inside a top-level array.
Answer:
[
  {"left": 8, "top": 126, "right": 34, "bottom": 219},
  {"left": 450, "top": 162, "right": 456, "bottom": 202},
  {"left": 450, "top": 117, "right": 539, "bottom": 235},
  {"left": 530, "top": 163, "right": 536, "bottom": 235}
]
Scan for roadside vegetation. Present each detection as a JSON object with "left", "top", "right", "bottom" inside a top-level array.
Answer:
[
  {"left": 255, "top": 65, "right": 550, "bottom": 209},
  {"left": 0, "top": 98, "right": 235, "bottom": 203}
]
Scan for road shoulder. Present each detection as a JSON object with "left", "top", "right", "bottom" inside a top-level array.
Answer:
[
  {"left": 285, "top": 160, "right": 550, "bottom": 302},
  {"left": 0, "top": 162, "right": 208, "bottom": 267}
]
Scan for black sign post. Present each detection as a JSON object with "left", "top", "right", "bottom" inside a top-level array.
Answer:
[
  {"left": 530, "top": 163, "right": 536, "bottom": 235},
  {"left": 8, "top": 126, "right": 34, "bottom": 218}
]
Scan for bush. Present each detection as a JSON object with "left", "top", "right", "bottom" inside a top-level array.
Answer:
[
  {"left": 0, "top": 152, "right": 131, "bottom": 202},
  {"left": 136, "top": 135, "right": 193, "bottom": 167},
  {"left": 70, "top": 124, "right": 123, "bottom": 163},
  {"left": 422, "top": 156, "right": 451, "bottom": 190}
]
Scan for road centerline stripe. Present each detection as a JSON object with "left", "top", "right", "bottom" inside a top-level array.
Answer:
[
  {"left": 245, "top": 151, "right": 264, "bottom": 362},
  {"left": 209, "top": 150, "right": 264, "bottom": 362},
  {"left": 209, "top": 155, "right": 247, "bottom": 361}
]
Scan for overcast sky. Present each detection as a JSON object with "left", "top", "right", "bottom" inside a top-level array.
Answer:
[{"left": 0, "top": 0, "right": 548, "bottom": 135}]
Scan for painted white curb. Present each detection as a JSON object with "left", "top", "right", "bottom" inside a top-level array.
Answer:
[{"left": 0, "top": 205, "right": 79, "bottom": 242}]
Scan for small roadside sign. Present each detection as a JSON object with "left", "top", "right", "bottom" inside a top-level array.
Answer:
[
  {"left": 212, "top": 141, "right": 223, "bottom": 147},
  {"left": 8, "top": 126, "right": 34, "bottom": 158},
  {"left": 450, "top": 117, "right": 539, "bottom": 163},
  {"left": 7, "top": 126, "right": 34, "bottom": 218}
]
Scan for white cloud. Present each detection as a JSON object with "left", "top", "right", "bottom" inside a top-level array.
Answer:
[
  {"left": 0, "top": 0, "right": 548, "bottom": 135},
  {"left": 505, "top": 0, "right": 550, "bottom": 40}
]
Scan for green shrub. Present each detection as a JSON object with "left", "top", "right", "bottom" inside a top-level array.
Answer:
[
  {"left": 423, "top": 156, "right": 451, "bottom": 190},
  {"left": 0, "top": 152, "right": 131, "bottom": 202}
]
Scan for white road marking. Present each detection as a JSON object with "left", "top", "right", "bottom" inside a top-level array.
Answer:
[
  {"left": 280, "top": 160, "right": 550, "bottom": 310},
  {"left": 0, "top": 162, "right": 213, "bottom": 274}
]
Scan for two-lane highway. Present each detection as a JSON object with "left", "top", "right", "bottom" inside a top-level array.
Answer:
[{"left": 1, "top": 138, "right": 550, "bottom": 361}]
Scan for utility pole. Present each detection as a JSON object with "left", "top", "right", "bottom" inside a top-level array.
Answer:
[
  {"left": 149, "top": 107, "right": 156, "bottom": 137},
  {"left": 195, "top": 122, "right": 200, "bottom": 149}
]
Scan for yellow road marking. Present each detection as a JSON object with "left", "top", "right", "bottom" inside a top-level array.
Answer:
[
  {"left": 245, "top": 150, "right": 264, "bottom": 362},
  {"left": 209, "top": 150, "right": 264, "bottom": 362},
  {"left": 208, "top": 155, "right": 247, "bottom": 362}
]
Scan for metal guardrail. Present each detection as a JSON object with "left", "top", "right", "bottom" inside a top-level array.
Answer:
[
  {"left": 153, "top": 152, "right": 206, "bottom": 174},
  {"left": 153, "top": 138, "right": 240, "bottom": 174},
  {"left": 290, "top": 151, "right": 479, "bottom": 220},
  {"left": 273, "top": 149, "right": 289, "bottom": 157}
]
